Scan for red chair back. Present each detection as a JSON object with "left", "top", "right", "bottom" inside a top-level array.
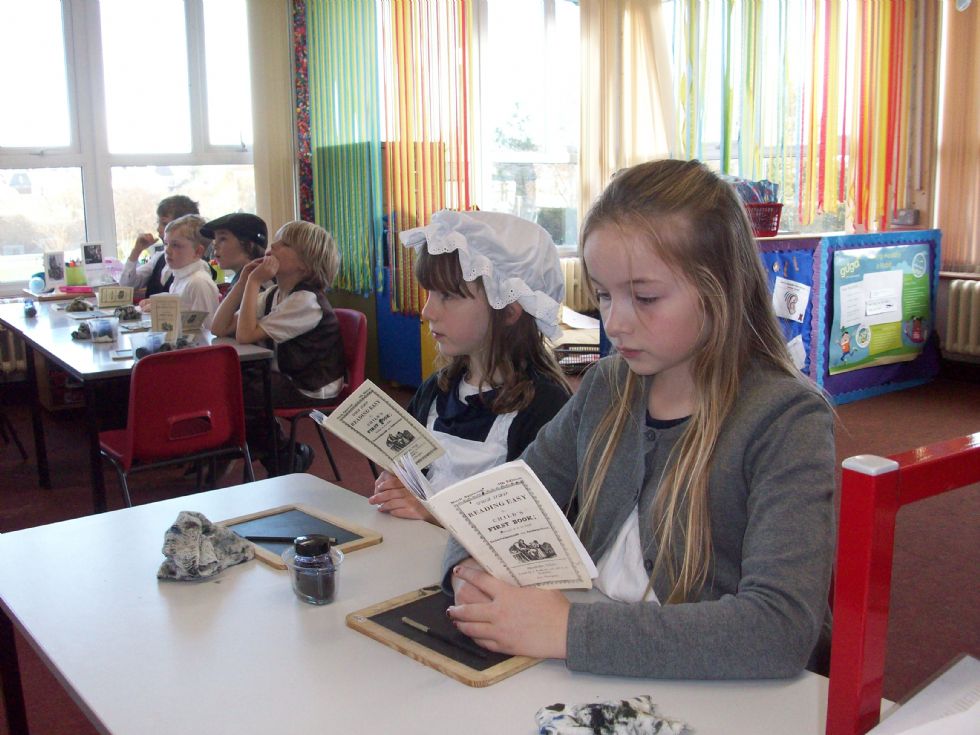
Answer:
[
  {"left": 826, "top": 432, "right": 980, "bottom": 735},
  {"left": 122, "top": 344, "right": 247, "bottom": 467},
  {"left": 333, "top": 308, "right": 368, "bottom": 403}
]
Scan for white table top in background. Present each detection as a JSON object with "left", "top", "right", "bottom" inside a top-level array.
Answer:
[
  {"left": 0, "top": 475, "right": 833, "bottom": 734},
  {"left": 0, "top": 300, "right": 269, "bottom": 380}
]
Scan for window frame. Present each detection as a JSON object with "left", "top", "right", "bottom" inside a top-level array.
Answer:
[
  {"left": 474, "top": 0, "right": 581, "bottom": 253},
  {"left": 0, "top": 0, "right": 253, "bottom": 288}
]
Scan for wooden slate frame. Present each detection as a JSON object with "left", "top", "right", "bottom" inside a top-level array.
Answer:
[
  {"left": 218, "top": 503, "right": 382, "bottom": 570},
  {"left": 346, "top": 585, "right": 539, "bottom": 687}
]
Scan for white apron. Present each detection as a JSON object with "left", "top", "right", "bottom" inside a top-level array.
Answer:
[{"left": 423, "top": 382, "right": 516, "bottom": 494}]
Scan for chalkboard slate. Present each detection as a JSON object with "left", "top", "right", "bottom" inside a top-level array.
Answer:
[
  {"left": 218, "top": 504, "right": 382, "bottom": 569},
  {"left": 347, "top": 586, "right": 539, "bottom": 687}
]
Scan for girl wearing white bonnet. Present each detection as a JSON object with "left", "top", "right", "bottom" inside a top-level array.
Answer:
[{"left": 369, "top": 209, "right": 572, "bottom": 522}]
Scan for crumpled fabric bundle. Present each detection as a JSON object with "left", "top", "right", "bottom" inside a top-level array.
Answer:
[
  {"left": 157, "top": 511, "right": 254, "bottom": 581},
  {"left": 535, "top": 695, "right": 688, "bottom": 735}
]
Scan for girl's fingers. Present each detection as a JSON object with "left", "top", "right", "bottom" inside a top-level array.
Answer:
[
  {"left": 368, "top": 486, "right": 408, "bottom": 504},
  {"left": 453, "top": 580, "right": 493, "bottom": 605},
  {"left": 449, "top": 564, "right": 504, "bottom": 602}
]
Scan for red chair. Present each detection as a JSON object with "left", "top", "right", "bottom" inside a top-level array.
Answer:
[
  {"left": 826, "top": 432, "right": 980, "bottom": 735},
  {"left": 99, "top": 344, "right": 255, "bottom": 507},
  {"left": 274, "top": 308, "right": 378, "bottom": 481}
]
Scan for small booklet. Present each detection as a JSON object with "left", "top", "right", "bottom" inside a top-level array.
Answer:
[
  {"left": 96, "top": 285, "right": 134, "bottom": 308},
  {"left": 180, "top": 310, "right": 209, "bottom": 332},
  {"left": 392, "top": 455, "right": 596, "bottom": 590},
  {"left": 314, "top": 379, "right": 595, "bottom": 590},
  {"left": 312, "top": 379, "right": 444, "bottom": 472},
  {"left": 149, "top": 294, "right": 182, "bottom": 341}
]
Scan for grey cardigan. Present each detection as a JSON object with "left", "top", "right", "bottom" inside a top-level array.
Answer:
[{"left": 443, "top": 356, "right": 835, "bottom": 679}]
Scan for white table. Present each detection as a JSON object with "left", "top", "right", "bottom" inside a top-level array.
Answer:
[
  {"left": 0, "top": 300, "right": 275, "bottom": 511},
  {"left": 0, "top": 475, "right": 835, "bottom": 734}
]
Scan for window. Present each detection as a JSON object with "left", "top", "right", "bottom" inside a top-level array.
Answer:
[
  {"left": 0, "top": 0, "right": 255, "bottom": 287},
  {"left": 479, "top": 0, "right": 580, "bottom": 248}
]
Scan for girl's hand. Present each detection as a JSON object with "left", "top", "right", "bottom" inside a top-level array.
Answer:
[
  {"left": 447, "top": 564, "right": 570, "bottom": 659},
  {"left": 248, "top": 255, "right": 279, "bottom": 284},
  {"left": 368, "top": 471, "right": 437, "bottom": 522},
  {"left": 138, "top": 298, "right": 152, "bottom": 313},
  {"left": 450, "top": 558, "right": 493, "bottom": 604}
]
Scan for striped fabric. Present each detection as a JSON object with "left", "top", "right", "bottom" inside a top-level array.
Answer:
[
  {"left": 306, "top": 0, "right": 384, "bottom": 296},
  {"left": 379, "top": 0, "right": 478, "bottom": 315},
  {"left": 671, "top": 1, "right": 935, "bottom": 233}
]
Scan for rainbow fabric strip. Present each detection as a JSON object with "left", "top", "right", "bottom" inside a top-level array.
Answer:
[
  {"left": 672, "top": 1, "right": 925, "bottom": 233},
  {"left": 379, "top": 0, "right": 478, "bottom": 315},
  {"left": 306, "top": 0, "right": 384, "bottom": 296}
]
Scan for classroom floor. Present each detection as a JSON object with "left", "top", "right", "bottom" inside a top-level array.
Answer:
[{"left": 1, "top": 370, "right": 978, "bottom": 734}]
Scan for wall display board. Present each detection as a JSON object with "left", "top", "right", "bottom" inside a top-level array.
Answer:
[
  {"left": 829, "top": 243, "right": 931, "bottom": 374},
  {"left": 755, "top": 230, "right": 940, "bottom": 404},
  {"left": 758, "top": 238, "right": 822, "bottom": 377}
]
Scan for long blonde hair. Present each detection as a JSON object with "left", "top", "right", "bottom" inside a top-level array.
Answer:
[{"left": 576, "top": 159, "right": 800, "bottom": 603}]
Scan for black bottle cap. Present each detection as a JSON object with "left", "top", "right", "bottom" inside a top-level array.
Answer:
[{"left": 294, "top": 534, "right": 331, "bottom": 557}]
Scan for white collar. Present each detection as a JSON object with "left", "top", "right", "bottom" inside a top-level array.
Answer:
[{"left": 163, "top": 258, "right": 210, "bottom": 281}]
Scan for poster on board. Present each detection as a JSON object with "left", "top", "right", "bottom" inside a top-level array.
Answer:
[{"left": 829, "top": 244, "right": 931, "bottom": 375}]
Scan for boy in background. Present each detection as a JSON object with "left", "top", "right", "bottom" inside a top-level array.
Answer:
[
  {"left": 200, "top": 213, "right": 268, "bottom": 285},
  {"left": 120, "top": 195, "right": 201, "bottom": 297},
  {"left": 140, "top": 214, "right": 219, "bottom": 327}
]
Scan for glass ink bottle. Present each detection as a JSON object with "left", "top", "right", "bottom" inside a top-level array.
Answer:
[{"left": 282, "top": 534, "right": 344, "bottom": 605}]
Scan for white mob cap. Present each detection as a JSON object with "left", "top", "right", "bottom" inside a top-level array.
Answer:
[{"left": 399, "top": 210, "right": 565, "bottom": 340}]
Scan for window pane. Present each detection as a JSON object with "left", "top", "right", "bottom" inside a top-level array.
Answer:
[
  {"left": 100, "top": 0, "right": 191, "bottom": 154},
  {"left": 482, "top": 0, "right": 580, "bottom": 246},
  {"left": 111, "top": 165, "right": 256, "bottom": 255},
  {"left": 0, "top": 1, "right": 71, "bottom": 147},
  {"left": 0, "top": 169, "right": 86, "bottom": 282},
  {"left": 203, "top": 0, "right": 254, "bottom": 147}
]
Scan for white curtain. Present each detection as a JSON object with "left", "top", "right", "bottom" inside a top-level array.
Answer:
[
  {"left": 247, "top": 0, "right": 298, "bottom": 230},
  {"left": 936, "top": 2, "right": 980, "bottom": 272},
  {"left": 579, "top": 0, "right": 678, "bottom": 221}
]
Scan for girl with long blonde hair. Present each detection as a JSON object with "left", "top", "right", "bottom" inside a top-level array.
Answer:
[{"left": 445, "top": 160, "right": 836, "bottom": 678}]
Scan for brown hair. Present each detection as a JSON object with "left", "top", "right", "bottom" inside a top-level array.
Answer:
[
  {"left": 157, "top": 195, "right": 199, "bottom": 220},
  {"left": 576, "top": 159, "right": 806, "bottom": 603},
  {"left": 415, "top": 247, "right": 569, "bottom": 412}
]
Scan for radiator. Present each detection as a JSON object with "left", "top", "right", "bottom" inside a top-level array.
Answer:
[
  {"left": 945, "top": 279, "right": 980, "bottom": 356},
  {"left": 0, "top": 325, "right": 26, "bottom": 375},
  {"left": 560, "top": 257, "right": 593, "bottom": 313}
]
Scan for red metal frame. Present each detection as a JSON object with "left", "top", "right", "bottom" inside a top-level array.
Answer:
[{"left": 826, "top": 432, "right": 980, "bottom": 735}]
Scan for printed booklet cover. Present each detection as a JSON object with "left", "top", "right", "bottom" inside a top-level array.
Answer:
[{"left": 315, "top": 380, "right": 595, "bottom": 590}]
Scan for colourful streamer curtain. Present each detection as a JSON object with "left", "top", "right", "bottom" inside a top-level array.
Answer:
[
  {"left": 672, "top": 1, "right": 938, "bottom": 233},
  {"left": 306, "top": 0, "right": 384, "bottom": 296},
  {"left": 844, "top": 1, "right": 912, "bottom": 232},
  {"left": 800, "top": 1, "right": 932, "bottom": 231},
  {"left": 675, "top": 1, "right": 710, "bottom": 162},
  {"left": 379, "top": 0, "right": 478, "bottom": 315}
]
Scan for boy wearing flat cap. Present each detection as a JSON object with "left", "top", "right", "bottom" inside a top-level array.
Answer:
[{"left": 201, "top": 213, "right": 268, "bottom": 285}]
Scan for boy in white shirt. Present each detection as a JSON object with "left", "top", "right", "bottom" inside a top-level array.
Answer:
[
  {"left": 120, "top": 195, "right": 200, "bottom": 297},
  {"left": 141, "top": 214, "right": 219, "bottom": 326}
]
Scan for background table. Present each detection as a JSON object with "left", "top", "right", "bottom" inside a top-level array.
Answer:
[
  {"left": 0, "top": 474, "right": 836, "bottom": 734},
  {"left": 0, "top": 301, "right": 274, "bottom": 511}
]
